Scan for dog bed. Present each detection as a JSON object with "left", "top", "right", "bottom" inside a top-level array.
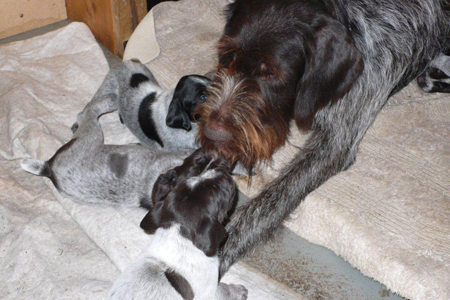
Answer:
[
  {"left": 0, "top": 19, "right": 303, "bottom": 300},
  {"left": 122, "top": 1, "right": 450, "bottom": 299}
]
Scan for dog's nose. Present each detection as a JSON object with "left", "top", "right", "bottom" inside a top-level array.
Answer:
[{"left": 204, "top": 123, "right": 231, "bottom": 142}]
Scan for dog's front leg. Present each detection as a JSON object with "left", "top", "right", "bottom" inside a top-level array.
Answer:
[
  {"left": 216, "top": 282, "right": 248, "bottom": 300},
  {"left": 219, "top": 121, "right": 367, "bottom": 275}
]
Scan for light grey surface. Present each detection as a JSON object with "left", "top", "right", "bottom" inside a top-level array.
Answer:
[{"left": 237, "top": 192, "right": 404, "bottom": 300}]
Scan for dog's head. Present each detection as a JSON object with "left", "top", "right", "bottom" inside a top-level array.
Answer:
[
  {"left": 151, "top": 149, "right": 212, "bottom": 204},
  {"left": 141, "top": 157, "right": 236, "bottom": 257},
  {"left": 166, "top": 75, "right": 211, "bottom": 131},
  {"left": 196, "top": 0, "right": 364, "bottom": 169}
]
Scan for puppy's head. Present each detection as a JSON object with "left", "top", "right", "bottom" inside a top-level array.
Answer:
[
  {"left": 166, "top": 75, "right": 211, "bottom": 131},
  {"left": 151, "top": 149, "right": 212, "bottom": 204},
  {"left": 142, "top": 157, "right": 236, "bottom": 257}
]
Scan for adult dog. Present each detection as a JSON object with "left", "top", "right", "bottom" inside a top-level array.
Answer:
[{"left": 195, "top": 0, "right": 450, "bottom": 275}]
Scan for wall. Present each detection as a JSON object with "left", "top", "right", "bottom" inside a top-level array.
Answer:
[{"left": 0, "top": 0, "right": 67, "bottom": 39}]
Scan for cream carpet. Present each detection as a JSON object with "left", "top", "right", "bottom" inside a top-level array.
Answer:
[{"left": 124, "top": 1, "right": 450, "bottom": 299}]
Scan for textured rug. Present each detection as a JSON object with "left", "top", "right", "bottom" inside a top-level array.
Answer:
[{"left": 123, "top": 0, "right": 450, "bottom": 299}]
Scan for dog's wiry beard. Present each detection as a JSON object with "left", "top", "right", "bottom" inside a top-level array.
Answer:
[{"left": 196, "top": 70, "right": 289, "bottom": 172}]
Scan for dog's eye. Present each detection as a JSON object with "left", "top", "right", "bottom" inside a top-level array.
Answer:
[
  {"left": 194, "top": 114, "right": 202, "bottom": 122},
  {"left": 199, "top": 94, "right": 207, "bottom": 102}
]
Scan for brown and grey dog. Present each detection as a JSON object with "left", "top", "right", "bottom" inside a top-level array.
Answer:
[
  {"left": 195, "top": 0, "right": 450, "bottom": 275},
  {"left": 109, "top": 151, "right": 248, "bottom": 300}
]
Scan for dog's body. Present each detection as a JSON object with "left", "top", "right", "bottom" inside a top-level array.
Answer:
[
  {"left": 195, "top": 0, "right": 450, "bottom": 274},
  {"left": 109, "top": 153, "right": 247, "bottom": 300},
  {"left": 72, "top": 60, "right": 210, "bottom": 151}
]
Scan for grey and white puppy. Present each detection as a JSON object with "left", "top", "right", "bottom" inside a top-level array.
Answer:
[
  {"left": 21, "top": 105, "right": 190, "bottom": 208},
  {"left": 19, "top": 60, "right": 209, "bottom": 207},
  {"left": 109, "top": 154, "right": 248, "bottom": 300},
  {"left": 72, "top": 59, "right": 210, "bottom": 151}
]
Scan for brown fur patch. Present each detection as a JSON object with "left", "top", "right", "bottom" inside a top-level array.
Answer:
[{"left": 196, "top": 70, "right": 289, "bottom": 170}]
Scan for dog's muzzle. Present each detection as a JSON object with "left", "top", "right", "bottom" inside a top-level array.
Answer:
[{"left": 203, "top": 124, "right": 232, "bottom": 142}]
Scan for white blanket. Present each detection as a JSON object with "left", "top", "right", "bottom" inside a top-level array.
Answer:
[
  {"left": 0, "top": 23, "right": 120, "bottom": 300},
  {"left": 0, "top": 22, "right": 302, "bottom": 299}
]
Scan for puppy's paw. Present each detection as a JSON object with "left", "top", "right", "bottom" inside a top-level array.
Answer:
[{"left": 229, "top": 284, "right": 248, "bottom": 300}]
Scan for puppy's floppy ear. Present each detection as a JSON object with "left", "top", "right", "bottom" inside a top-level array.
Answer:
[
  {"left": 295, "top": 18, "right": 364, "bottom": 128},
  {"left": 193, "top": 217, "right": 227, "bottom": 257},
  {"left": 151, "top": 170, "right": 177, "bottom": 204},
  {"left": 140, "top": 202, "right": 164, "bottom": 233},
  {"left": 166, "top": 77, "right": 192, "bottom": 131}
]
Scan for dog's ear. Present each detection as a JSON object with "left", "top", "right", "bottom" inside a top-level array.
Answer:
[
  {"left": 166, "top": 100, "right": 192, "bottom": 131},
  {"left": 140, "top": 202, "right": 164, "bottom": 233},
  {"left": 151, "top": 170, "right": 177, "bottom": 204},
  {"left": 193, "top": 217, "right": 227, "bottom": 257},
  {"left": 166, "top": 77, "right": 192, "bottom": 131},
  {"left": 295, "top": 18, "right": 364, "bottom": 128},
  {"left": 224, "top": 2, "right": 238, "bottom": 32}
]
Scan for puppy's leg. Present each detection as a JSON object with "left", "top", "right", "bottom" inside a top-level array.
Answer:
[
  {"left": 72, "top": 110, "right": 105, "bottom": 147},
  {"left": 72, "top": 94, "right": 118, "bottom": 133},
  {"left": 72, "top": 70, "right": 120, "bottom": 132},
  {"left": 417, "top": 52, "right": 450, "bottom": 93},
  {"left": 216, "top": 283, "right": 248, "bottom": 300}
]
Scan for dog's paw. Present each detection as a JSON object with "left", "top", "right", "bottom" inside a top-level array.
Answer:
[{"left": 229, "top": 284, "right": 248, "bottom": 300}]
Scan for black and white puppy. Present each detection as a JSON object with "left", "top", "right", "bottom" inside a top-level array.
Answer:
[
  {"left": 73, "top": 59, "right": 210, "bottom": 151},
  {"left": 166, "top": 75, "right": 210, "bottom": 131},
  {"left": 109, "top": 153, "right": 248, "bottom": 300}
]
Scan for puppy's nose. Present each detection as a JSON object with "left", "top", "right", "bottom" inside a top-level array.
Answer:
[{"left": 204, "top": 123, "right": 231, "bottom": 142}]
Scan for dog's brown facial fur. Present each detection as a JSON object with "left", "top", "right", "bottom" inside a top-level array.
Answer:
[{"left": 196, "top": 69, "right": 289, "bottom": 170}]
